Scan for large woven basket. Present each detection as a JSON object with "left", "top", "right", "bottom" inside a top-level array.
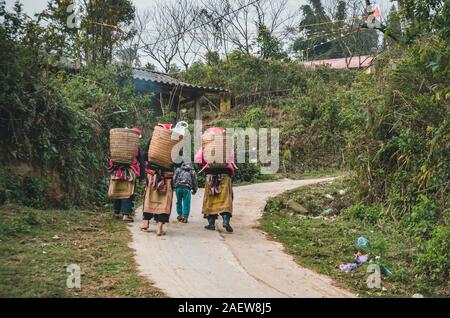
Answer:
[
  {"left": 109, "top": 128, "right": 140, "bottom": 165},
  {"left": 202, "top": 130, "right": 232, "bottom": 168},
  {"left": 148, "top": 125, "right": 183, "bottom": 169}
]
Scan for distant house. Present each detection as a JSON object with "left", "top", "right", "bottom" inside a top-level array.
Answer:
[
  {"left": 301, "top": 55, "right": 374, "bottom": 71},
  {"left": 132, "top": 68, "right": 230, "bottom": 121}
]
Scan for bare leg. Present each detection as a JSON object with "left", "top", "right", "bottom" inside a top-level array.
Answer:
[
  {"left": 140, "top": 220, "right": 149, "bottom": 231},
  {"left": 156, "top": 222, "right": 164, "bottom": 236}
]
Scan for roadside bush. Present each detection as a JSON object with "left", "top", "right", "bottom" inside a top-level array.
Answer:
[
  {"left": 207, "top": 70, "right": 359, "bottom": 174},
  {"left": 0, "top": 173, "right": 49, "bottom": 209},
  {"left": 408, "top": 195, "right": 441, "bottom": 238},
  {"left": 347, "top": 36, "right": 449, "bottom": 216},
  {"left": 343, "top": 202, "right": 380, "bottom": 225},
  {"left": 416, "top": 225, "right": 450, "bottom": 284},
  {"left": 234, "top": 162, "right": 262, "bottom": 183},
  {"left": 0, "top": 31, "right": 150, "bottom": 208},
  {"left": 180, "top": 50, "right": 354, "bottom": 95}
]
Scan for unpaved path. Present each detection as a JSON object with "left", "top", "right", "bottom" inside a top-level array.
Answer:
[{"left": 129, "top": 178, "right": 354, "bottom": 298}]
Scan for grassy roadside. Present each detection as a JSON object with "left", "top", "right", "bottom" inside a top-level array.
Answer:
[
  {"left": 260, "top": 179, "right": 449, "bottom": 298},
  {"left": 0, "top": 204, "right": 164, "bottom": 297}
]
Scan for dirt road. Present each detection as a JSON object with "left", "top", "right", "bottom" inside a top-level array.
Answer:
[{"left": 129, "top": 178, "right": 354, "bottom": 298}]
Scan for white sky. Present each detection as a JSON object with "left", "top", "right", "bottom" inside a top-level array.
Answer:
[
  {"left": 5, "top": 0, "right": 393, "bottom": 17},
  {"left": 5, "top": 0, "right": 394, "bottom": 69}
]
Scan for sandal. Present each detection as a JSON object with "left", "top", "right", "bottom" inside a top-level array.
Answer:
[
  {"left": 181, "top": 217, "right": 188, "bottom": 223},
  {"left": 122, "top": 215, "right": 134, "bottom": 223},
  {"left": 140, "top": 221, "right": 149, "bottom": 231},
  {"left": 177, "top": 215, "right": 182, "bottom": 222}
]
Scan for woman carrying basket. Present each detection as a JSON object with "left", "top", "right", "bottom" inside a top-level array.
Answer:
[
  {"left": 195, "top": 127, "right": 235, "bottom": 233},
  {"left": 108, "top": 128, "right": 146, "bottom": 222},
  {"left": 140, "top": 124, "right": 177, "bottom": 236}
]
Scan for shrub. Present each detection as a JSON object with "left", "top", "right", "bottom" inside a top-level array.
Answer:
[
  {"left": 416, "top": 225, "right": 450, "bottom": 284},
  {"left": 0, "top": 172, "right": 50, "bottom": 209},
  {"left": 343, "top": 202, "right": 380, "bottom": 224},
  {"left": 408, "top": 195, "right": 441, "bottom": 237},
  {"left": 346, "top": 36, "right": 449, "bottom": 216}
]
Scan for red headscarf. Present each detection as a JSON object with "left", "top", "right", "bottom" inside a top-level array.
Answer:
[{"left": 130, "top": 127, "right": 142, "bottom": 138}]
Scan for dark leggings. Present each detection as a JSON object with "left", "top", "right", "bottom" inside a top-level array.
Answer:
[
  {"left": 205, "top": 212, "right": 232, "bottom": 220},
  {"left": 143, "top": 212, "right": 170, "bottom": 223},
  {"left": 113, "top": 195, "right": 135, "bottom": 215}
]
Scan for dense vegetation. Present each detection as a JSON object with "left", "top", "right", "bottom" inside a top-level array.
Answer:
[
  {"left": 0, "top": 0, "right": 448, "bottom": 297},
  {"left": 0, "top": 2, "right": 151, "bottom": 208},
  {"left": 191, "top": 38, "right": 449, "bottom": 292},
  {"left": 177, "top": 5, "right": 449, "bottom": 293},
  {"left": 262, "top": 179, "right": 449, "bottom": 297}
]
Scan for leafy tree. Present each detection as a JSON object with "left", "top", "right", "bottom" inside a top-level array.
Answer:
[
  {"left": 398, "top": 0, "right": 450, "bottom": 40},
  {"left": 204, "top": 51, "right": 220, "bottom": 66},
  {"left": 143, "top": 62, "right": 156, "bottom": 71},
  {"left": 255, "top": 24, "right": 287, "bottom": 60},
  {"left": 41, "top": 0, "right": 135, "bottom": 68},
  {"left": 292, "top": 0, "right": 378, "bottom": 61},
  {"left": 0, "top": 2, "right": 150, "bottom": 207}
]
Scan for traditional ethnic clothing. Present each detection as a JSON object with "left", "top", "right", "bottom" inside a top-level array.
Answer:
[
  {"left": 108, "top": 147, "right": 145, "bottom": 217},
  {"left": 194, "top": 131, "right": 235, "bottom": 232},
  {"left": 202, "top": 172, "right": 233, "bottom": 216},
  {"left": 143, "top": 169, "right": 174, "bottom": 224}
]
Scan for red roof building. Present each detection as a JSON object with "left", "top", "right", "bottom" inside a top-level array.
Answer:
[{"left": 302, "top": 55, "right": 374, "bottom": 69}]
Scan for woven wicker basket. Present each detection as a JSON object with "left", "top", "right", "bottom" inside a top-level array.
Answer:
[
  {"left": 202, "top": 130, "right": 232, "bottom": 168},
  {"left": 148, "top": 125, "right": 183, "bottom": 169},
  {"left": 109, "top": 128, "right": 140, "bottom": 165}
]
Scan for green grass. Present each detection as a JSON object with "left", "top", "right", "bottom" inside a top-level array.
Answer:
[
  {"left": 260, "top": 179, "right": 449, "bottom": 297},
  {"left": 0, "top": 204, "right": 164, "bottom": 298}
]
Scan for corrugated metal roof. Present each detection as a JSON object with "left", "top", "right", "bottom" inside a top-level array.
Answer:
[{"left": 133, "top": 68, "right": 228, "bottom": 93}]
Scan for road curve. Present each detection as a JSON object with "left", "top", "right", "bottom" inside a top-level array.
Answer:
[{"left": 129, "top": 177, "right": 355, "bottom": 298}]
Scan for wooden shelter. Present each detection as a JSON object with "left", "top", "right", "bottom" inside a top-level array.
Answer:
[{"left": 133, "top": 68, "right": 230, "bottom": 121}]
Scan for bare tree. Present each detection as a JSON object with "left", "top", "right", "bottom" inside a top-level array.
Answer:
[
  {"left": 223, "top": 0, "right": 254, "bottom": 54},
  {"left": 253, "top": 0, "right": 298, "bottom": 42},
  {"left": 139, "top": 0, "right": 302, "bottom": 69},
  {"left": 195, "top": 2, "right": 226, "bottom": 58},
  {"left": 198, "top": 0, "right": 236, "bottom": 59},
  {"left": 199, "top": 0, "right": 297, "bottom": 56},
  {"left": 115, "top": 9, "right": 150, "bottom": 67},
  {"left": 142, "top": 2, "right": 182, "bottom": 73},
  {"left": 171, "top": 0, "right": 201, "bottom": 70}
]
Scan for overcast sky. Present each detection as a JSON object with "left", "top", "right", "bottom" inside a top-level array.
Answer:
[
  {"left": 5, "top": 0, "right": 393, "bottom": 19},
  {"left": 5, "top": 0, "right": 394, "bottom": 69}
]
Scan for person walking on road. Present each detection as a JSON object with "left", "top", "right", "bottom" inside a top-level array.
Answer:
[
  {"left": 173, "top": 162, "right": 198, "bottom": 223},
  {"left": 108, "top": 127, "right": 146, "bottom": 223}
]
